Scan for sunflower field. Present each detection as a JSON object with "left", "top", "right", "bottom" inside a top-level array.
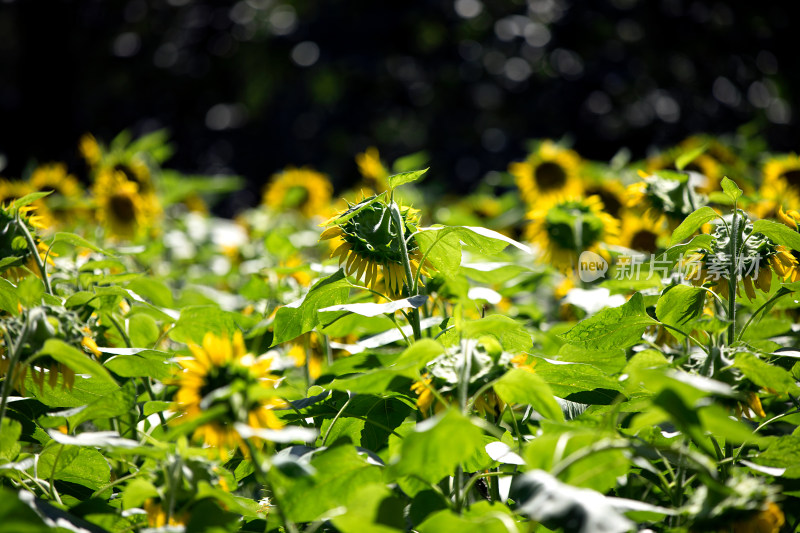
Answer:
[{"left": 3, "top": 130, "right": 800, "bottom": 533}]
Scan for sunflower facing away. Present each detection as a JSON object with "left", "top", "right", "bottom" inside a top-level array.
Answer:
[
  {"left": 526, "top": 195, "right": 620, "bottom": 273},
  {"left": 509, "top": 140, "right": 583, "bottom": 207},
  {"left": 683, "top": 215, "right": 797, "bottom": 300},
  {"left": 319, "top": 196, "right": 434, "bottom": 297},
  {"left": 263, "top": 166, "right": 333, "bottom": 218},
  {"left": 172, "top": 331, "right": 285, "bottom": 458}
]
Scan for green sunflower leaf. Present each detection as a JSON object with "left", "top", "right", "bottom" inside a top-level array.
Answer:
[
  {"left": 670, "top": 206, "right": 719, "bottom": 245},
  {"left": 655, "top": 285, "right": 707, "bottom": 342},
  {"left": 752, "top": 219, "right": 800, "bottom": 252},
  {"left": 51, "top": 231, "right": 116, "bottom": 256},
  {"left": 388, "top": 167, "right": 428, "bottom": 189},
  {"left": 271, "top": 269, "right": 351, "bottom": 346},
  {"left": 493, "top": 368, "right": 564, "bottom": 421},
  {"left": 37, "top": 339, "right": 118, "bottom": 385},
  {"left": 9, "top": 191, "right": 52, "bottom": 210},
  {"left": 319, "top": 294, "right": 428, "bottom": 317},
  {"left": 675, "top": 145, "right": 707, "bottom": 171},
  {"left": 560, "top": 292, "right": 657, "bottom": 350},
  {"left": 720, "top": 176, "right": 743, "bottom": 201},
  {"left": 734, "top": 352, "right": 800, "bottom": 395}
]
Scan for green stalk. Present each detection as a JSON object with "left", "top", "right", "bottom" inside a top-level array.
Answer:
[
  {"left": 727, "top": 209, "right": 739, "bottom": 345},
  {"left": 390, "top": 202, "right": 421, "bottom": 341},
  {"left": 16, "top": 211, "right": 53, "bottom": 296}
]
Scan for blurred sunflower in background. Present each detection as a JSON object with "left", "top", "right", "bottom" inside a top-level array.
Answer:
[
  {"left": 526, "top": 195, "right": 620, "bottom": 273},
  {"left": 583, "top": 176, "right": 626, "bottom": 219},
  {"left": 28, "top": 163, "right": 83, "bottom": 225},
  {"left": 625, "top": 171, "right": 705, "bottom": 227},
  {"left": 263, "top": 166, "right": 332, "bottom": 219},
  {"left": 355, "top": 146, "right": 389, "bottom": 192},
  {"left": 93, "top": 169, "right": 160, "bottom": 239},
  {"left": 0, "top": 179, "right": 33, "bottom": 206},
  {"left": 757, "top": 153, "right": 800, "bottom": 216},
  {"left": 319, "top": 196, "right": 434, "bottom": 296},
  {"left": 618, "top": 213, "right": 669, "bottom": 254},
  {"left": 172, "top": 331, "right": 285, "bottom": 458},
  {"left": 509, "top": 140, "right": 583, "bottom": 206},
  {"left": 645, "top": 144, "right": 724, "bottom": 194}
]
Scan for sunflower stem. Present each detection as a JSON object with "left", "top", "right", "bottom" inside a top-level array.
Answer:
[
  {"left": 16, "top": 210, "right": 53, "bottom": 296},
  {"left": 390, "top": 202, "right": 421, "bottom": 341},
  {"left": 727, "top": 208, "right": 739, "bottom": 345}
]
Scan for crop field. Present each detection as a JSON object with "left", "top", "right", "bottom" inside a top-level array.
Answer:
[{"left": 1, "top": 131, "right": 800, "bottom": 532}]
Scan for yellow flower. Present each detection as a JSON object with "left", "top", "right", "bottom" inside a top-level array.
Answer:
[
  {"left": 761, "top": 153, "right": 800, "bottom": 203},
  {"left": 355, "top": 147, "right": 389, "bottom": 191},
  {"left": 729, "top": 502, "right": 784, "bottom": 533},
  {"left": 0, "top": 203, "right": 53, "bottom": 282},
  {"left": 288, "top": 333, "right": 324, "bottom": 380},
  {"left": 29, "top": 163, "right": 81, "bottom": 199},
  {"left": 263, "top": 166, "right": 333, "bottom": 218},
  {"left": 81, "top": 336, "right": 102, "bottom": 357},
  {"left": 510, "top": 354, "right": 536, "bottom": 373},
  {"left": 526, "top": 195, "right": 620, "bottom": 273},
  {"left": 143, "top": 499, "right": 187, "bottom": 528},
  {"left": 0, "top": 179, "right": 34, "bottom": 206},
  {"left": 172, "top": 331, "right": 285, "bottom": 458},
  {"left": 79, "top": 133, "right": 102, "bottom": 167},
  {"left": 410, "top": 377, "right": 448, "bottom": 416},
  {"left": 618, "top": 213, "right": 669, "bottom": 254},
  {"left": 92, "top": 168, "right": 160, "bottom": 239},
  {"left": 584, "top": 178, "right": 626, "bottom": 218},
  {"left": 320, "top": 197, "right": 434, "bottom": 297},
  {"left": 509, "top": 140, "right": 584, "bottom": 207}
]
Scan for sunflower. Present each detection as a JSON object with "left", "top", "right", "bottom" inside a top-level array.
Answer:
[
  {"left": 92, "top": 169, "right": 160, "bottom": 239},
  {"left": 319, "top": 196, "right": 434, "bottom": 297},
  {"left": 684, "top": 215, "right": 798, "bottom": 300},
  {"left": 0, "top": 179, "right": 34, "bottom": 206},
  {"left": 625, "top": 171, "right": 705, "bottom": 226},
  {"left": 618, "top": 213, "right": 669, "bottom": 254},
  {"left": 172, "top": 331, "right": 285, "bottom": 458},
  {"left": 646, "top": 145, "right": 724, "bottom": 194},
  {"left": 583, "top": 178, "right": 626, "bottom": 218},
  {"left": 355, "top": 146, "right": 389, "bottom": 192},
  {"left": 758, "top": 153, "right": 800, "bottom": 215},
  {"left": 288, "top": 332, "right": 324, "bottom": 380},
  {"left": 28, "top": 163, "right": 83, "bottom": 225},
  {"left": 79, "top": 133, "right": 102, "bottom": 167},
  {"left": 263, "top": 166, "right": 333, "bottom": 219},
  {"left": 509, "top": 140, "right": 583, "bottom": 207},
  {"left": 526, "top": 195, "right": 620, "bottom": 273}
]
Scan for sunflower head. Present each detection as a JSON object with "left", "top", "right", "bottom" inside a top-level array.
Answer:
[
  {"left": 0, "top": 202, "right": 49, "bottom": 281},
  {"left": 625, "top": 171, "right": 706, "bottom": 223},
  {"left": 509, "top": 140, "right": 583, "bottom": 207},
  {"left": 172, "top": 331, "right": 285, "bottom": 458},
  {"left": 320, "top": 196, "right": 433, "bottom": 296},
  {"left": 92, "top": 169, "right": 160, "bottom": 240},
  {"left": 619, "top": 213, "right": 668, "bottom": 254},
  {"left": 526, "top": 195, "right": 620, "bottom": 273},
  {"left": 263, "top": 166, "right": 333, "bottom": 218},
  {"left": 760, "top": 153, "right": 800, "bottom": 209}
]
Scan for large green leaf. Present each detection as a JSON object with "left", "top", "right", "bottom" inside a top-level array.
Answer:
[
  {"left": 752, "top": 219, "right": 800, "bottom": 252},
  {"left": 734, "top": 352, "right": 800, "bottom": 395},
  {"left": 280, "top": 445, "right": 383, "bottom": 522},
  {"left": 35, "top": 443, "right": 110, "bottom": 490},
  {"left": 331, "top": 483, "right": 406, "bottom": 533},
  {"left": 271, "top": 270, "right": 351, "bottom": 346},
  {"left": 0, "top": 278, "right": 20, "bottom": 316},
  {"left": 493, "top": 369, "right": 564, "bottom": 421},
  {"left": 169, "top": 305, "right": 257, "bottom": 345},
  {"left": 655, "top": 285, "right": 707, "bottom": 341},
  {"left": 320, "top": 294, "right": 427, "bottom": 317},
  {"left": 50, "top": 232, "right": 115, "bottom": 256},
  {"left": 417, "top": 508, "right": 514, "bottom": 533},
  {"left": 103, "top": 349, "right": 176, "bottom": 380},
  {"left": 670, "top": 206, "right": 718, "bottom": 245},
  {"left": 462, "top": 315, "right": 532, "bottom": 353},
  {"left": 752, "top": 435, "right": 800, "bottom": 478},
  {"left": 0, "top": 419, "right": 22, "bottom": 462},
  {"left": 560, "top": 292, "right": 657, "bottom": 350},
  {"left": 529, "top": 356, "right": 622, "bottom": 402},
  {"left": 37, "top": 339, "right": 117, "bottom": 385},
  {"left": 0, "top": 487, "right": 52, "bottom": 533},
  {"left": 387, "top": 409, "right": 484, "bottom": 484},
  {"left": 415, "top": 226, "right": 531, "bottom": 278}
]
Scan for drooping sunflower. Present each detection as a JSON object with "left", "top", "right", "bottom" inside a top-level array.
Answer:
[
  {"left": 625, "top": 170, "right": 706, "bottom": 227},
  {"left": 172, "top": 331, "right": 285, "bottom": 458},
  {"left": 618, "top": 213, "right": 669, "bottom": 254},
  {"left": 263, "top": 166, "right": 333, "bottom": 219},
  {"left": 509, "top": 140, "right": 583, "bottom": 207},
  {"left": 683, "top": 214, "right": 798, "bottom": 300},
  {"left": 319, "top": 196, "right": 434, "bottom": 297},
  {"left": 526, "top": 195, "right": 620, "bottom": 273},
  {"left": 92, "top": 169, "right": 160, "bottom": 239},
  {"left": 355, "top": 146, "right": 390, "bottom": 192}
]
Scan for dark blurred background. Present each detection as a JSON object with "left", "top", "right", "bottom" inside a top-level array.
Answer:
[{"left": 1, "top": 0, "right": 797, "bottom": 212}]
